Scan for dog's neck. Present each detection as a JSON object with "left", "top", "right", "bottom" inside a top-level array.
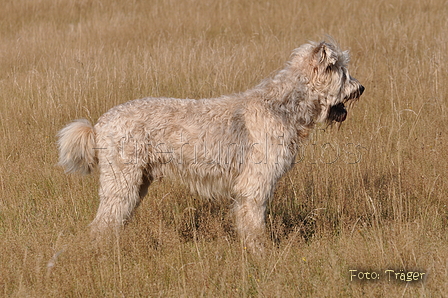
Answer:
[{"left": 246, "top": 68, "right": 321, "bottom": 128}]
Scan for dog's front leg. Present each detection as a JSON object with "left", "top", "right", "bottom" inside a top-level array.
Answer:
[
  {"left": 234, "top": 196, "right": 268, "bottom": 254},
  {"left": 233, "top": 170, "right": 275, "bottom": 254}
]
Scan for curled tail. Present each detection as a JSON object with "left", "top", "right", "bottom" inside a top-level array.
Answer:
[{"left": 57, "top": 119, "right": 97, "bottom": 175}]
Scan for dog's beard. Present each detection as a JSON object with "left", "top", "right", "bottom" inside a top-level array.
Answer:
[
  {"left": 328, "top": 102, "right": 347, "bottom": 122},
  {"left": 328, "top": 84, "right": 364, "bottom": 123}
]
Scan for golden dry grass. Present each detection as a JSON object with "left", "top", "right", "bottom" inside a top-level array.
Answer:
[{"left": 1, "top": 0, "right": 447, "bottom": 296}]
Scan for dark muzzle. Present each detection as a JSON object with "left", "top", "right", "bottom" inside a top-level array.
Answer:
[
  {"left": 328, "top": 102, "right": 347, "bottom": 122},
  {"left": 330, "top": 84, "right": 364, "bottom": 122},
  {"left": 344, "top": 84, "right": 365, "bottom": 102}
]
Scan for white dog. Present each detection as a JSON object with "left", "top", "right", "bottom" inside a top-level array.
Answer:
[{"left": 58, "top": 40, "right": 364, "bottom": 252}]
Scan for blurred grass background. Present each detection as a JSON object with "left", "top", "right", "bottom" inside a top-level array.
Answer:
[{"left": 0, "top": 0, "right": 447, "bottom": 296}]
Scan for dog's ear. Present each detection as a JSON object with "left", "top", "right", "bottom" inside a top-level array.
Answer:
[{"left": 313, "top": 42, "right": 338, "bottom": 69}]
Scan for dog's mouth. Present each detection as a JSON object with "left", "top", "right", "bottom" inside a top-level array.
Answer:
[
  {"left": 329, "top": 84, "right": 364, "bottom": 123},
  {"left": 328, "top": 102, "right": 347, "bottom": 122}
]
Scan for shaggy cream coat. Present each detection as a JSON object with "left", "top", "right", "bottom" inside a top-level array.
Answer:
[{"left": 58, "top": 41, "right": 364, "bottom": 252}]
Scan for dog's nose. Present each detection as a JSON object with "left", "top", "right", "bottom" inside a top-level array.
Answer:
[{"left": 359, "top": 85, "right": 365, "bottom": 96}]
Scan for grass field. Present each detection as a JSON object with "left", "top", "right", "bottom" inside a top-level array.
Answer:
[{"left": 1, "top": 0, "right": 447, "bottom": 296}]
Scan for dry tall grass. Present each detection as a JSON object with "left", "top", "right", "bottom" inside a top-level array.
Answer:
[{"left": 1, "top": 0, "right": 447, "bottom": 296}]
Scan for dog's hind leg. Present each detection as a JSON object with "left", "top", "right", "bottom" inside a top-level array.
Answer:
[{"left": 90, "top": 163, "right": 150, "bottom": 234}]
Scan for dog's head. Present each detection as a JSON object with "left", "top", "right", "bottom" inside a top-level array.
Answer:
[{"left": 291, "top": 40, "right": 364, "bottom": 123}]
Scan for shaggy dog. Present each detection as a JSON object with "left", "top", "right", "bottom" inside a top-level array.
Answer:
[{"left": 58, "top": 40, "right": 364, "bottom": 252}]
